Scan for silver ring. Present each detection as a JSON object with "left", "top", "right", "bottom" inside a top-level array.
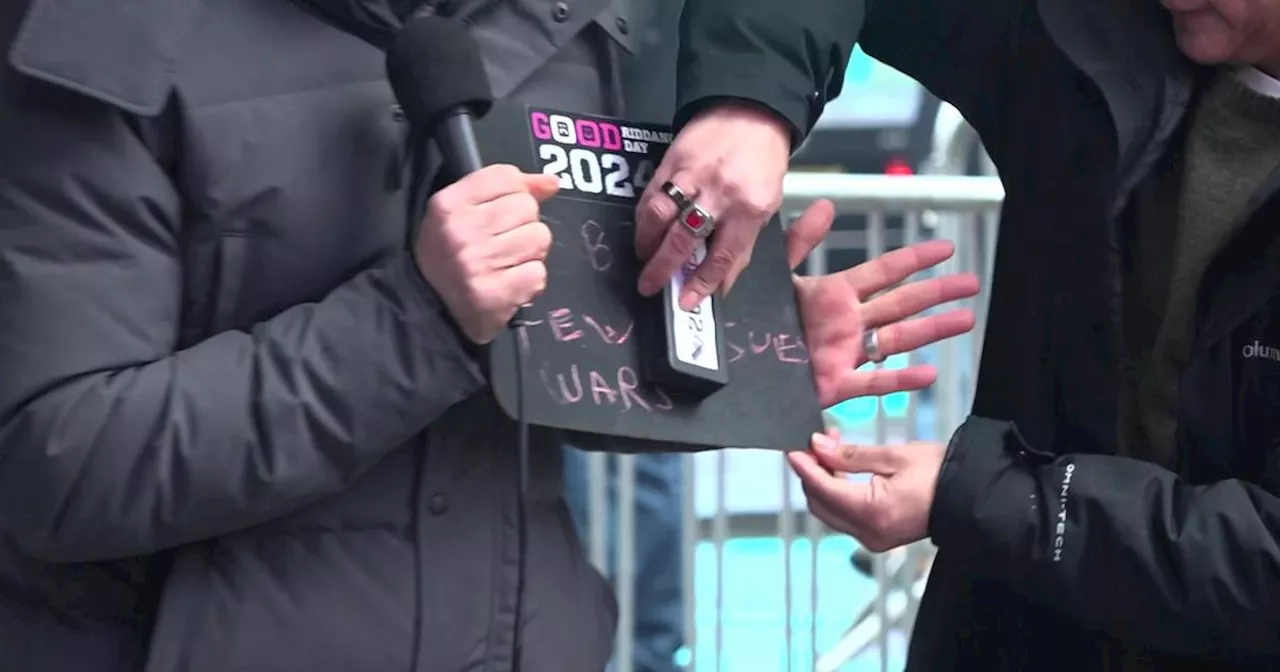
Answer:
[
  {"left": 662, "top": 181, "right": 692, "bottom": 212},
  {"left": 863, "top": 328, "right": 885, "bottom": 364},
  {"left": 662, "top": 181, "right": 716, "bottom": 238}
]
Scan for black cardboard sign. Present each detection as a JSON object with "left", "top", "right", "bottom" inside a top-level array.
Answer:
[{"left": 478, "top": 104, "right": 823, "bottom": 450}]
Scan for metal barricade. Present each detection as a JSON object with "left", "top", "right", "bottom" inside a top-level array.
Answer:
[{"left": 589, "top": 114, "right": 1005, "bottom": 672}]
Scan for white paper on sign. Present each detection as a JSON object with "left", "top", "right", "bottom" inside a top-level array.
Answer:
[{"left": 667, "top": 241, "right": 721, "bottom": 371}]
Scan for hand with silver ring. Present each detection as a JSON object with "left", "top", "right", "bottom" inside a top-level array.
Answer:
[
  {"left": 781, "top": 200, "right": 981, "bottom": 407},
  {"left": 660, "top": 181, "right": 717, "bottom": 239},
  {"left": 635, "top": 101, "right": 792, "bottom": 310}
]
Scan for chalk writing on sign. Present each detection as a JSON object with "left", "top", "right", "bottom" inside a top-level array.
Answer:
[
  {"left": 580, "top": 220, "right": 612, "bottom": 272},
  {"left": 517, "top": 302, "right": 809, "bottom": 412}
]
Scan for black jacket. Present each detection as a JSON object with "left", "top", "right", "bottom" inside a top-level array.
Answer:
[{"left": 682, "top": 0, "right": 1280, "bottom": 668}]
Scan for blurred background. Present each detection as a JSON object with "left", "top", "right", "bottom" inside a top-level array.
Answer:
[{"left": 568, "top": 5, "right": 1003, "bottom": 670}]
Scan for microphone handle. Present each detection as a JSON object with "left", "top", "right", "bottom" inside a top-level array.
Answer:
[{"left": 435, "top": 109, "right": 484, "bottom": 176}]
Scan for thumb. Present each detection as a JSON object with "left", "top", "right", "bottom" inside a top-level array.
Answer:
[
  {"left": 524, "top": 173, "right": 562, "bottom": 202},
  {"left": 786, "top": 199, "right": 835, "bottom": 271}
]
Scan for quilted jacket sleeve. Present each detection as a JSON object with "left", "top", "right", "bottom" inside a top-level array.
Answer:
[{"left": 0, "top": 74, "right": 484, "bottom": 562}]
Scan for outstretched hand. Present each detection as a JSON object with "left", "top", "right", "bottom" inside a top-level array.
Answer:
[{"left": 784, "top": 200, "right": 980, "bottom": 408}]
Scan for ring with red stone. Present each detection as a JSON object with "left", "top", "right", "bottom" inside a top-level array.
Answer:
[
  {"left": 677, "top": 202, "right": 716, "bottom": 238},
  {"left": 661, "top": 181, "right": 716, "bottom": 238}
]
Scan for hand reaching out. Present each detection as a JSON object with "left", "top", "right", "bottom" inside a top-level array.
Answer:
[
  {"left": 784, "top": 199, "right": 981, "bottom": 408},
  {"left": 789, "top": 430, "right": 947, "bottom": 552}
]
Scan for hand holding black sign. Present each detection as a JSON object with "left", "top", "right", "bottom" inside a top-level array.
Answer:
[{"left": 477, "top": 105, "right": 980, "bottom": 451}]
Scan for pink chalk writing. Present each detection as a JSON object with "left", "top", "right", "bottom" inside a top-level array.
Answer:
[
  {"left": 520, "top": 310, "right": 808, "bottom": 365},
  {"left": 723, "top": 321, "right": 810, "bottom": 365},
  {"left": 548, "top": 308, "right": 584, "bottom": 342},
  {"left": 540, "top": 364, "right": 675, "bottom": 412},
  {"left": 581, "top": 315, "right": 633, "bottom": 345},
  {"left": 580, "top": 220, "right": 612, "bottom": 272}
]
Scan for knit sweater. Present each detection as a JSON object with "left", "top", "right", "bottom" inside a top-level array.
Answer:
[{"left": 1120, "top": 68, "right": 1280, "bottom": 469}]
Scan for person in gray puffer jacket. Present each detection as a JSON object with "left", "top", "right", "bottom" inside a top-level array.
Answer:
[{"left": 0, "top": 0, "right": 977, "bottom": 670}]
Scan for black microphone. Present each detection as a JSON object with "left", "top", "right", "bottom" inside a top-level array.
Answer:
[{"left": 386, "top": 15, "right": 493, "bottom": 177}]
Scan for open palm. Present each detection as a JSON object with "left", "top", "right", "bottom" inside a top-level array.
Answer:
[{"left": 785, "top": 200, "right": 979, "bottom": 408}]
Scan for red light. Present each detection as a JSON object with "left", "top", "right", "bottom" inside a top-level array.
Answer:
[{"left": 883, "top": 157, "right": 914, "bottom": 176}]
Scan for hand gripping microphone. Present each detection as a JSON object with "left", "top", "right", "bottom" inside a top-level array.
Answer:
[{"left": 386, "top": 17, "right": 532, "bottom": 668}]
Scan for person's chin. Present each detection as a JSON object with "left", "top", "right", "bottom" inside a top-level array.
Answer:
[{"left": 1176, "top": 33, "right": 1238, "bottom": 65}]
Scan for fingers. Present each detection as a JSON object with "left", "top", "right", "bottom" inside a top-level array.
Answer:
[
  {"left": 720, "top": 254, "right": 752, "bottom": 300},
  {"left": 472, "top": 192, "right": 541, "bottom": 235},
  {"left": 477, "top": 221, "right": 553, "bottom": 270},
  {"left": 825, "top": 365, "right": 938, "bottom": 408},
  {"left": 635, "top": 169, "right": 691, "bottom": 262},
  {"left": 788, "top": 451, "right": 840, "bottom": 490},
  {"left": 672, "top": 178, "right": 775, "bottom": 308},
  {"left": 785, "top": 199, "right": 835, "bottom": 271},
  {"left": 807, "top": 491, "right": 870, "bottom": 538},
  {"left": 636, "top": 208, "right": 702, "bottom": 297},
  {"left": 788, "top": 450, "right": 876, "bottom": 523},
  {"left": 458, "top": 258, "right": 549, "bottom": 345},
  {"left": 635, "top": 177, "right": 776, "bottom": 309},
  {"left": 811, "top": 433, "right": 904, "bottom": 474},
  {"left": 844, "top": 240, "right": 957, "bottom": 298},
  {"left": 428, "top": 166, "right": 555, "bottom": 241},
  {"left": 681, "top": 220, "right": 750, "bottom": 308},
  {"left": 500, "top": 259, "right": 549, "bottom": 306},
  {"left": 635, "top": 170, "right": 708, "bottom": 298},
  {"left": 873, "top": 308, "right": 976, "bottom": 359},
  {"left": 524, "top": 173, "right": 562, "bottom": 202},
  {"left": 491, "top": 258, "right": 547, "bottom": 321},
  {"left": 860, "top": 273, "right": 980, "bottom": 328},
  {"left": 432, "top": 165, "right": 533, "bottom": 212}
]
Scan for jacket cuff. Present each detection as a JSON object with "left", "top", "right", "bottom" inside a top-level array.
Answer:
[
  {"left": 392, "top": 252, "right": 487, "bottom": 381},
  {"left": 928, "top": 416, "right": 1039, "bottom": 571},
  {"left": 673, "top": 72, "right": 819, "bottom": 150}
]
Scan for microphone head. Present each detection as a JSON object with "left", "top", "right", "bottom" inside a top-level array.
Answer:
[{"left": 386, "top": 15, "right": 493, "bottom": 129}]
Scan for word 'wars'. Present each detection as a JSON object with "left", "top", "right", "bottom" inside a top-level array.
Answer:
[{"left": 519, "top": 307, "right": 808, "bottom": 412}]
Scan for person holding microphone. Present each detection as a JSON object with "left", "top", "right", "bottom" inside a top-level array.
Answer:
[{"left": 0, "top": 1, "right": 975, "bottom": 670}]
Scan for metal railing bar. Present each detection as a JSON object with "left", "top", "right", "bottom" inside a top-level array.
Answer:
[
  {"left": 712, "top": 451, "right": 729, "bottom": 671},
  {"left": 804, "top": 245, "right": 829, "bottom": 669},
  {"left": 587, "top": 453, "right": 608, "bottom": 572},
  {"left": 782, "top": 174, "right": 1004, "bottom": 214},
  {"left": 866, "top": 211, "right": 891, "bottom": 672},
  {"left": 615, "top": 455, "right": 637, "bottom": 672},
  {"left": 681, "top": 454, "right": 698, "bottom": 670}
]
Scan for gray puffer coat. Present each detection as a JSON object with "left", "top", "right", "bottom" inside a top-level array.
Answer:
[{"left": 0, "top": 0, "right": 637, "bottom": 669}]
